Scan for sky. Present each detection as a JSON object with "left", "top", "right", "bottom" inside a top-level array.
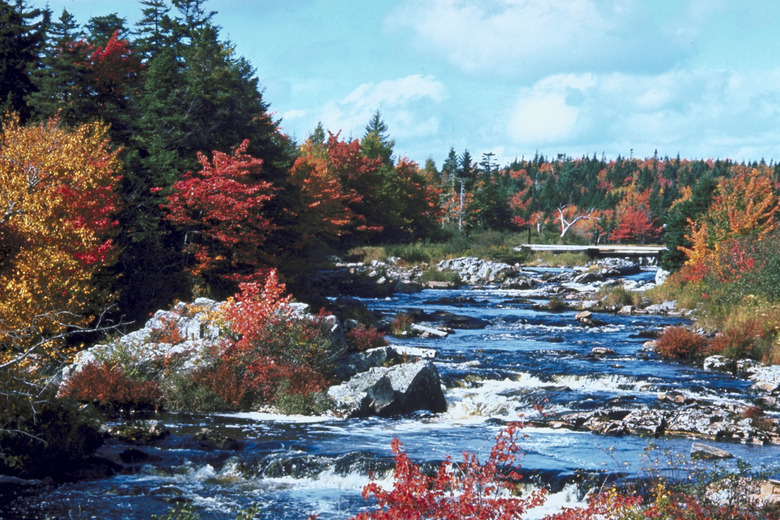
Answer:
[{"left": 42, "top": 0, "right": 780, "bottom": 168}]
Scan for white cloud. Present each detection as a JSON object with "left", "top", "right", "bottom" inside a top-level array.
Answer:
[
  {"left": 390, "top": 0, "right": 694, "bottom": 80},
  {"left": 502, "top": 67, "right": 780, "bottom": 161},
  {"left": 282, "top": 109, "right": 308, "bottom": 121},
  {"left": 509, "top": 93, "right": 579, "bottom": 143},
  {"left": 318, "top": 74, "right": 447, "bottom": 140}
]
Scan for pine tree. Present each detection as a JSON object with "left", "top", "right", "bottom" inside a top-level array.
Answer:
[
  {"left": 28, "top": 8, "right": 84, "bottom": 121},
  {"left": 0, "top": 0, "right": 47, "bottom": 121},
  {"left": 361, "top": 110, "right": 394, "bottom": 165},
  {"left": 134, "top": 0, "right": 174, "bottom": 59}
]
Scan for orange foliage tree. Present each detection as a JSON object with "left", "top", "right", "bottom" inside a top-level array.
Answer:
[
  {"left": 680, "top": 168, "right": 777, "bottom": 280},
  {"left": 0, "top": 115, "right": 120, "bottom": 368},
  {"left": 289, "top": 139, "right": 354, "bottom": 246}
]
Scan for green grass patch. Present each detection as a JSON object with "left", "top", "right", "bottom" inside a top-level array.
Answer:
[
  {"left": 525, "top": 251, "right": 591, "bottom": 267},
  {"left": 346, "top": 231, "right": 530, "bottom": 266}
]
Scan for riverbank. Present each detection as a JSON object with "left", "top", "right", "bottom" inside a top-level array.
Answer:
[{"left": 4, "top": 256, "right": 780, "bottom": 519}]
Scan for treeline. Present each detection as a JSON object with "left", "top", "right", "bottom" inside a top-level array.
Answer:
[{"left": 2, "top": 0, "right": 779, "bottom": 352}]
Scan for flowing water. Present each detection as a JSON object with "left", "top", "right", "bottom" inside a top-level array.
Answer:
[{"left": 4, "top": 269, "right": 780, "bottom": 519}]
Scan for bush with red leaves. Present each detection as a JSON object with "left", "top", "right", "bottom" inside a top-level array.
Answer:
[{"left": 656, "top": 326, "right": 710, "bottom": 360}]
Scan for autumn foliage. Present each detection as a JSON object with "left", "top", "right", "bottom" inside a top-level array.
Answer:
[
  {"left": 164, "top": 139, "right": 277, "bottom": 295},
  {"left": 353, "top": 423, "right": 546, "bottom": 520},
  {"left": 656, "top": 326, "right": 711, "bottom": 360},
  {"left": 216, "top": 270, "right": 334, "bottom": 406},
  {"left": 0, "top": 115, "right": 120, "bottom": 367},
  {"left": 58, "top": 360, "right": 161, "bottom": 411}
]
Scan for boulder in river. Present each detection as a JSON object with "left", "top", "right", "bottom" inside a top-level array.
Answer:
[
  {"left": 327, "top": 360, "right": 447, "bottom": 418},
  {"left": 691, "top": 442, "right": 733, "bottom": 460}
]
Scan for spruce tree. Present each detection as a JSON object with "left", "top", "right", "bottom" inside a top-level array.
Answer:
[{"left": 0, "top": 0, "right": 47, "bottom": 121}]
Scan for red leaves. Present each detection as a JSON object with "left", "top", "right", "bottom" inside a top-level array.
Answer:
[
  {"left": 217, "top": 271, "right": 330, "bottom": 405},
  {"left": 59, "top": 361, "right": 161, "bottom": 410},
  {"left": 164, "top": 140, "right": 277, "bottom": 289},
  {"left": 345, "top": 324, "right": 387, "bottom": 352},
  {"left": 353, "top": 423, "right": 547, "bottom": 520},
  {"left": 610, "top": 207, "right": 661, "bottom": 244}
]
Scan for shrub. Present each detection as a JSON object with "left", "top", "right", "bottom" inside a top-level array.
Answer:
[
  {"left": 345, "top": 324, "right": 387, "bottom": 352},
  {"left": 597, "top": 286, "right": 639, "bottom": 309},
  {"left": 389, "top": 313, "right": 414, "bottom": 336},
  {"left": 546, "top": 297, "right": 567, "bottom": 312},
  {"left": 164, "top": 371, "right": 233, "bottom": 413},
  {"left": 59, "top": 361, "right": 162, "bottom": 412},
  {"left": 710, "top": 315, "right": 772, "bottom": 361},
  {"left": 149, "top": 314, "right": 184, "bottom": 345},
  {"left": 656, "top": 326, "right": 710, "bottom": 360},
  {"left": 218, "top": 271, "right": 335, "bottom": 409},
  {"left": 0, "top": 374, "right": 104, "bottom": 479},
  {"left": 352, "top": 423, "right": 547, "bottom": 520}
]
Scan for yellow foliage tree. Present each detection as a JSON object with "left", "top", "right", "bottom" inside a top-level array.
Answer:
[
  {"left": 0, "top": 115, "right": 121, "bottom": 370},
  {"left": 680, "top": 168, "right": 777, "bottom": 280}
]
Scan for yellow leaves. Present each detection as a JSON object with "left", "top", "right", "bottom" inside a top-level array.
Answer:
[{"left": 0, "top": 114, "right": 121, "bottom": 367}]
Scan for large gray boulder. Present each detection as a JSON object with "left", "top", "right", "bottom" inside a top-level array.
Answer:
[{"left": 327, "top": 360, "right": 447, "bottom": 418}]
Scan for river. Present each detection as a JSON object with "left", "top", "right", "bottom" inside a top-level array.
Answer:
[{"left": 4, "top": 268, "right": 780, "bottom": 519}]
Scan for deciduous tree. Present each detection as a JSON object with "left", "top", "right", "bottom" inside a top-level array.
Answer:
[
  {"left": 163, "top": 140, "right": 277, "bottom": 297},
  {"left": 0, "top": 115, "right": 120, "bottom": 368}
]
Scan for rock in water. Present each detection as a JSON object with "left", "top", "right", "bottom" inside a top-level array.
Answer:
[
  {"left": 690, "top": 442, "right": 733, "bottom": 460},
  {"left": 327, "top": 361, "right": 447, "bottom": 418}
]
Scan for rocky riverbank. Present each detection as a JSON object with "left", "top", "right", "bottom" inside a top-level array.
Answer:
[{"left": 57, "top": 256, "right": 780, "bottom": 464}]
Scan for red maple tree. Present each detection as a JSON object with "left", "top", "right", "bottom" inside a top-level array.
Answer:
[
  {"left": 610, "top": 207, "right": 661, "bottom": 244},
  {"left": 164, "top": 140, "right": 277, "bottom": 293}
]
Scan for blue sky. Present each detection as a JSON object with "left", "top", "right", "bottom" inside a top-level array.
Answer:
[{"left": 43, "top": 0, "right": 780, "bottom": 167}]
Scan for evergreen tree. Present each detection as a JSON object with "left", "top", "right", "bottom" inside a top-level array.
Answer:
[
  {"left": 0, "top": 0, "right": 47, "bottom": 121},
  {"left": 361, "top": 110, "right": 394, "bottom": 165},
  {"left": 28, "top": 8, "right": 84, "bottom": 121},
  {"left": 85, "top": 13, "right": 126, "bottom": 45},
  {"left": 134, "top": 0, "right": 174, "bottom": 59},
  {"left": 660, "top": 174, "right": 718, "bottom": 270}
]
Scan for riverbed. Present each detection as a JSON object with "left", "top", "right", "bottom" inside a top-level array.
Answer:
[{"left": 4, "top": 269, "right": 780, "bottom": 519}]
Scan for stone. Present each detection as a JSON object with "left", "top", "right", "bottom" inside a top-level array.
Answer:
[
  {"left": 617, "top": 305, "right": 634, "bottom": 315},
  {"left": 572, "top": 271, "right": 603, "bottom": 284},
  {"left": 574, "top": 310, "right": 605, "bottom": 327},
  {"left": 690, "top": 442, "right": 733, "bottom": 460},
  {"left": 752, "top": 480, "right": 780, "bottom": 505},
  {"left": 655, "top": 268, "right": 670, "bottom": 285},
  {"left": 590, "top": 347, "right": 617, "bottom": 356},
  {"left": 106, "top": 420, "right": 170, "bottom": 445},
  {"left": 410, "top": 323, "right": 449, "bottom": 338},
  {"left": 641, "top": 340, "right": 658, "bottom": 352},
  {"left": 193, "top": 428, "right": 240, "bottom": 451},
  {"left": 574, "top": 310, "right": 592, "bottom": 323},
  {"left": 703, "top": 355, "right": 733, "bottom": 372},
  {"left": 119, "top": 447, "right": 161, "bottom": 464},
  {"left": 327, "top": 360, "right": 447, "bottom": 418}
]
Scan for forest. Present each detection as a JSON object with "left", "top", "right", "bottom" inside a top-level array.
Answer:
[{"left": 2, "top": 1, "right": 780, "bottom": 515}]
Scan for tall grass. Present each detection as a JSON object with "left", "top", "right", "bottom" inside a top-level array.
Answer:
[{"left": 346, "top": 231, "right": 530, "bottom": 266}]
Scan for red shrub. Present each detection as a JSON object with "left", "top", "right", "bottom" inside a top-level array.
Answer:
[
  {"left": 191, "top": 362, "right": 248, "bottom": 410},
  {"left": 656, "top": 326, "right": 710, "bottom": 359},
  {"left": 711, "top": 317, "right": 771, "bottom": 360},
  {"left": 60, "top": 361, "right": 161, "bottom": 410},
  {"left": 218, "top": 271, "right": 332, "bottom": 407},
  {"left": 352, "top": 423, "right": 547, "bottom": 520},
  {"left": 149, "top": 315, "right": 184, "bottom": 345},
  {"left": 346, "top": 324, "right": 387, "bottom": 352}
]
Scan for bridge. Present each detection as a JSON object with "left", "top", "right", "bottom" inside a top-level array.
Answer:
[{"left": 516, "top": 244, "right": 667, "bottom": 265}]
